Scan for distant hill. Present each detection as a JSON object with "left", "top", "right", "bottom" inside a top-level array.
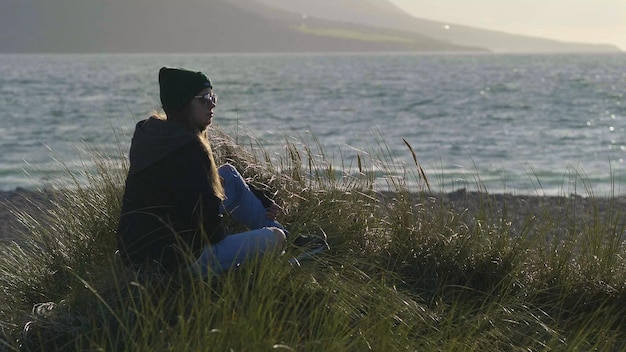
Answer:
[
  {"left": 254, "top": 0, "right": 621, "bottom": 53},
  {"left": 0, "top": 0, "right": 481, "bottom": 53},
  {"left": 0, "top": 0, "right": 619, "bottom": 53}
]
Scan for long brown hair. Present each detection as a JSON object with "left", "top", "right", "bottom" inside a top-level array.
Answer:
[
  {"left": 197, "top": 129, "right": 225, "bottom": 200},
  {"left": 156, "top": 110, "right": 225, "bottom": 200}
]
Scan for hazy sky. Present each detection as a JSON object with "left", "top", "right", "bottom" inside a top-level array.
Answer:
[{"left": 388, "top": 0, "right": 626, "bottom": 50}]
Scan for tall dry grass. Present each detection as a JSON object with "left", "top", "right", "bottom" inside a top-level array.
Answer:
[{"left": 0, "top": 127, "right": 624, "bottom": 351}]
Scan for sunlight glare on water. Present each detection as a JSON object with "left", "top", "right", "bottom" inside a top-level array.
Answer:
[{"left": 0, "top": 53, "right": 624, "bottom": 196}]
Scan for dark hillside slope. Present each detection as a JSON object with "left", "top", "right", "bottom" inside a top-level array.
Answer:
[{"left": 0, "top": 0, "right": 479, "bottom": 53}]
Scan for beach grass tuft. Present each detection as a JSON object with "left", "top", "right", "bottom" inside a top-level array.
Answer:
[{"left": 1, "top": 127, "right": 625, "bottom": 351}]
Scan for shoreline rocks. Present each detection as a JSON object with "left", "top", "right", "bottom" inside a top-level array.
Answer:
[
  {"left": 0, "top": 188, "right": 55, "bottom": 242},
  {"left": 2, "top": 187, "right": 625, "bottom": 243}
]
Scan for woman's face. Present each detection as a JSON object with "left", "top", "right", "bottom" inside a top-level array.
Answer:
[{"left": 188, "top": 87, "right": 217, "bottom": 131}]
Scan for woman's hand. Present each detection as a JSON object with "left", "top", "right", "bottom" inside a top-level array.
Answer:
[{"left": 266, "top": 202, "right": 282, "bottom": 220}]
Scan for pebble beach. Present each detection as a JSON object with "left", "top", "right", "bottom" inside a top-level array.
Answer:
[
  {"left": 0, "top": 188, "right": 56, "bottom": 242},
  {"left": 2, "top": 187, "right": 625, "bottom": 244}
]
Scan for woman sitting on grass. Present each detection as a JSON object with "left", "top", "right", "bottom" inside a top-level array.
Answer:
[{"left": 117, "top": 67, "right": 292, "bottom": 276}]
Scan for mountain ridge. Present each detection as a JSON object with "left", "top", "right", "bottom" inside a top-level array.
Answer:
[
  {"left": 0, "top": 0, "right": 619, "bottom": 53},
  {"left": 0, "top": 0, "right": 482, "bottom": 53},
  {"left": 253, "top": 0, "right": 621, "bottom": 53}
]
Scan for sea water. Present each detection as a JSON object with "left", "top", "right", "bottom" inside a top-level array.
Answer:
[{"left": 0, "top": 53, "right": 625, "bottom": 196}]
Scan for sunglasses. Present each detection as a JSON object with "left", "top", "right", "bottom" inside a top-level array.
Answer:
[{"left": 194, "top": 93, "right": 218, "bottom": 106}]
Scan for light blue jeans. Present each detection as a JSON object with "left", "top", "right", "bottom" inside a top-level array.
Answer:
[{"left": 191, "top": 164, "right": 286, "bottom": 276}]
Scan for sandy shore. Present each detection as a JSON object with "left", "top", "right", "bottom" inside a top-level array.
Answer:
[
  {"left": 429, "top": 188, "right": 626, "bottom": 237},
  {"left": 0, "top": 188, "right": 55, "bottom": 242},
  {"left": 2, "top": 187, "right": 625, "bottom": 243}
]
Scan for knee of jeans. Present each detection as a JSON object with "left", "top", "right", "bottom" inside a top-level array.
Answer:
[
  {"left": 270, "top": 227, "right": 286, "bottom": 246},
  {"left": 218, "top": 164, "right": 237, "bottom": 179}
]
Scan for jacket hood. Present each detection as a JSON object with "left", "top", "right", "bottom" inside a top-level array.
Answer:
[{"left": 128, "top": 117, "right": 197, "bottom": 175}]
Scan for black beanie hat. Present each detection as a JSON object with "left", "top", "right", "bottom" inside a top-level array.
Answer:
[{"left": 159, "top": 67, "right": 213, "bottom": 112}]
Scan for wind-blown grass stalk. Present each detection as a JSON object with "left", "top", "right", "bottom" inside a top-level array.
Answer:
[{"left": 0, "top": 126, "right": 625, "bottom": 351}]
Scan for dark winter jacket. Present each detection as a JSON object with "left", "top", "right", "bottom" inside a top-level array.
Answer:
[{"left": 117, "top": 117, "right": 226, "bottom": 269}]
